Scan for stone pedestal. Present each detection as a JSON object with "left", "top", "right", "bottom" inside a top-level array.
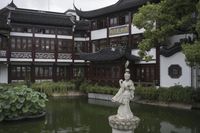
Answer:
[{"left": 108, "top": 115, "right": 140, "bottom": 133}]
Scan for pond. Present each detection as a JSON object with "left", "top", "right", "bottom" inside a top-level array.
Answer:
[{"left": 0, "top": 97, "right": 200, "bottom": 133}]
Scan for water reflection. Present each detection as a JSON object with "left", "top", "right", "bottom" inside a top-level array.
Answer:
[
  {"left": 0, "top": 97, "right": 199, "bottom": 133},
  {"left": 160, "top": 122, "right": 191, "bottom": 133}
]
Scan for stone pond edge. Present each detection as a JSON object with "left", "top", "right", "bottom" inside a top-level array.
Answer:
[{"left": 87, "top": 93, "right": 197, "bottom": 110}]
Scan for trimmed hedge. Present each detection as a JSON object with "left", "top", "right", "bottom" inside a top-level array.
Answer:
[
  {"left": 1, "top": 82, "right": 200, "bottom": 104},
  {"left": 135, "top": 85, "right": 197, "bottom": 103},
  {"left": 158, "top": 86, "right": 193, "bottom": 103},
  {"left": 192, "top": 89, "right": 200, "bottom": 103},
  {"left": 31, "top": 81, "right": 75, "bottom": 96},
  {"left": 1, "top": 81, "right": 77, "bottom": 97},
  {"left": 80, "top": 82, "right": 118, "bottom": 95},
  {"left": 135, "top": 86, "right": 159, "bottom": 101},
  {"left": 81, "top": 83, "right": 200, "bottom": 104}
]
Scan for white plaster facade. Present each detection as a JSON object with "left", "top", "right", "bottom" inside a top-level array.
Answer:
[
  {"left": 91, "top": 28, "right": 107, "bottom": 40},
  {"left": 34, "top": 59, "right": 56, "bottom": 62},
  {"left": 35, "top": 33, "right": 56, "bottom": 38},
  {"left": 131, "top": 25, "right": 145, "bottom": 34},
  {"left": 0, "top": 64, "right": 8, "bottom": 83},
  {"left": 74, "top": 37, "right": 89, "bottom": 41},
  {"left": 91, "top": 24, "right": 145, "bottom": 40},
  {"left": 57, "top": 35, "right": 73, "bottom": 39},
  {"left": 132, "top": 48, "right": 156, "bottom": 64},
  {"left": 10, "top": 58, "right": 33, "bottom": 62},
  {"left": 160, "top": 52, "right": 191, "bottom": 87},
  {"left": 10, "top": 32, "right": 33, "bottom": 37}
]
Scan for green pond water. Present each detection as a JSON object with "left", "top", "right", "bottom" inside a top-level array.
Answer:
[{"left": 0, "top": 97, "right": 200, "bottom": 133}]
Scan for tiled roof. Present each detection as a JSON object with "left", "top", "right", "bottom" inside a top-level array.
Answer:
[
  {"left": 160, "top": 43, "right": 182, "bottom": 57},
  {"left": 75, "top": 0, "right": 158, "bottom": 19},
  {"left": 0, "top": 1, "right": 74, "bottom": 27},
  {"left": 10, "top": 9, "right": 73, "bottom": 26},
  {"left": 75, "top": 20, "right": 90, "bottom": 30},
  {"left": 7, "top": 0, "right": 17, "bottom": 8},
  {"left": 80, "top": 47, "right": 140, "bottom": 62}
]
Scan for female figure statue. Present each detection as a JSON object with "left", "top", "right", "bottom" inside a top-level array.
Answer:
[
  {"left": 112, "top": 62, "right": 135, "bottom": 120},
  {"left": 109, "top": 61, "right": 140, "bottom": 132}
]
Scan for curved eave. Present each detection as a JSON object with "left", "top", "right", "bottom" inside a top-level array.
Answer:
[
  {"left": 160, "top": 43, "right": 182, "bottom": 57},
  {"left": 75, "top": 20, "right": 90, "bottom": 31},
  {"left": 10, "top": 10, "right": 73, "bottom": 27},
  {"left": 80, "top": 48, "right": 124, "bottom": 62},
  {"left": 125, "top": 53, "right": 140, "bottom": 61},
  {"left": 80, "top": 47, "right": 140, "bottom": 62},
  {"left": 74, "top": 0, "right": 151, "bottom": 19}
]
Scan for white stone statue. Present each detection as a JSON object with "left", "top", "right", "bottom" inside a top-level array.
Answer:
[
  {"left": 109, "top": 61, "right": 140, "bottom": 133},
  {"left": 112, "top": 61, "right": 135, "bottom": 120}
]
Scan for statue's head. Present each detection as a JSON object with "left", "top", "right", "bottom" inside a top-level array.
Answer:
[{"left": 124, "top": 69, "right": 130, "bottom": 81}]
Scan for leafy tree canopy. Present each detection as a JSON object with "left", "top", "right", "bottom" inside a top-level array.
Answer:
[{"left": 133, "top": 0, "right": 200, "bottom": 65}]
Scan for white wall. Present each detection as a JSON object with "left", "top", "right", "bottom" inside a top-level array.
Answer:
[
  {"left": 91, "top": 28, "right": 107, "bottom": 40},
  {"left": 132, "top": 48, "right": 156, "bottom": 64},
  {"left": 131, "top": 25, "right": 145, "bottom": 34},
  {"left": 10, "top": 58, "right": 33, "bottom": 62},
  {"left": 35, "top": 34, "right": 56, "bottom": 38},
  {"left": 0, "top": 64, "right": 8, "bottom": 83},
  {"left": 57, "top": 35, "right": 72, "bottom": 39},
  {"left": 10, "top": 32, "right": 33, "bottom": 37},
  {"left": 160, "top": 52, "right": 191, "bottom": 87},
  {"left": 74, "top": 37, "right": 89, "bottom": 41}
]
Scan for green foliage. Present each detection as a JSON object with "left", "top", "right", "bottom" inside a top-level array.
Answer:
[
  {"left": 192, "top": 89, "right": 200, "bottom": 103},
  {"left": 79, "top": 82, "right": 118, "bottom": 95},
  {"left": 73, "top": 77, "right": 85, "bottom": 91},
  {"left": 182, "top": 41, "right": 200, "bottom": 65},
  {"left": 135, "top": 86, "right": 159, "bottom": 101},
  {"left": 158, "top": 86, "right": 193, "bottom": 103},
  {"left": 135, "top": 85, "right": 196, "bottom": 103},
  {"left": 133, "top": 0, "right": 198, "bottom": 63},
  {"left": 31, "top": 81, "right": 75, "bottom": 96},
  {"left": 80, "top": 82, "right": 199, "bottom": 104},
  {"left": 0, "top": 85, "right": 48, "bottom": 122},
  {"left": 196, "top": 1, "right": 200, "bottom": 35}
]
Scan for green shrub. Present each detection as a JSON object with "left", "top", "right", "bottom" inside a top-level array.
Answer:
[
  {"left": 31, "top": 81, "right": 75, "bottom": 96},
  {"left": 135, "top": 85, "right": 194, "bottom": 103},
  {"left": 73, "top": 77, "right": 84, "bottom": 91},
  {"left": 158, "top": 86, "right": 193, "bottom": 103},
  {"left": 79, "top": 81, "right": 90, "bottom": 92},
  {"left": 79, "top": 82, "right": 118, "bottom": 95},
  {"left": 192, "top": 88, "right": 200, "bottom": 103},
  {"left": 135, "top": 86, "right": 159, "bottom": 101},
  {"left": 0, "top": 85, "right": 48, "bottom": 122}
]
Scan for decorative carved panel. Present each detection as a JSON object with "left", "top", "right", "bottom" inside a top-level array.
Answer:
[
  {"left": 109, "top": 25, "right": 129, "bottom": 36},
  {"left": 0, "top": 50, "right": 6, "bottom": 57},
  {"left": 11, "top": 52, "right": 32, "bottom": 58},
  {"left": 35, "top": 53, "right": 55, "bottom": 59},
  {"left": 58, "top": 53, "right": 72, "bottom": 59}
]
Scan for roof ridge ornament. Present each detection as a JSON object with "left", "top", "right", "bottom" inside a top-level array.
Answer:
[
  {"left": 7, "top": 0, "right": 17, "bottom": 9},
  {"left": 125, "top": 60, "right": 130, "bottom": 71},
  {"left": 73, "top": 0, "right": 75, "bottom": 10}
]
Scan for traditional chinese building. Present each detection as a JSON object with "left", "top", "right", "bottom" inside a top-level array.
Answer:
[
  {"left": 0, "top": 1, "right": 90, "bottom": 83},
  {"left": 75, "top": 0, "right": 160, "bottom": 86},
  {"left": 0, "top": 0, "right": 199, "bottom": 88},
  {"left": 75, "top": 0, "right": 199, "bottom": 88}
]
